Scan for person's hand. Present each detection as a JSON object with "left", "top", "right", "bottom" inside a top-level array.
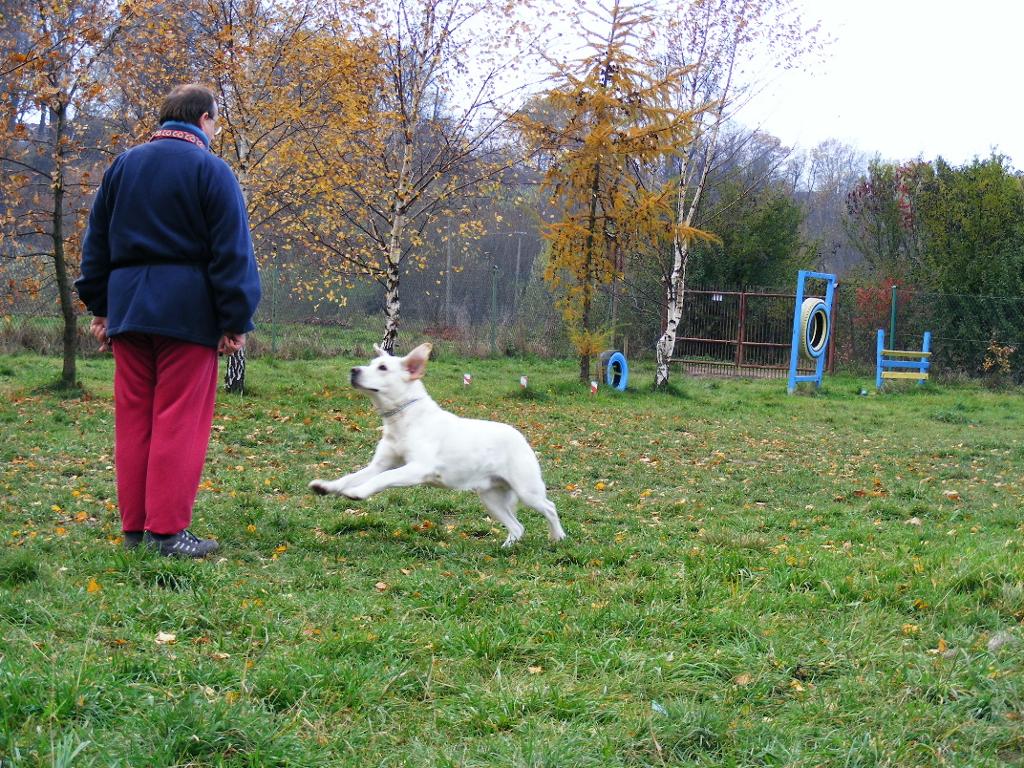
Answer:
[
  {"left": 90, "top": 316, "right": 110, "bottom": 353},
  {"left": 218, "top": 332, "right": 246, "bottom": 355}
]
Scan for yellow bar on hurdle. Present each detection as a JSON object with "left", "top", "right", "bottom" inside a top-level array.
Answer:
[
  {"left": 881, "top": 371, "right": 929, "bottom": 380},
  {"left": 881, "top": 349, "right": 932, "bottom": 358}
]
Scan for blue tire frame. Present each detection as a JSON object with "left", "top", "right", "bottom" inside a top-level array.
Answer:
[
  {"left": 605, "top": 351, "right": 628, "bottom": 391},
  {"left": 787, "top": 270, "right": 837, "bottom": 394}
]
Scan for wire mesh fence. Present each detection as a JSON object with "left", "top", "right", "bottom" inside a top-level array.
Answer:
[
  {"left": 5, "top": 272, "right": 1024, "bottom": 385},
  {"left": 675, "top": 282, "right": 1024, "bottom": 383},
  {"left": 249, "top": 264, "right": 572, "bottom": 359},
  {"left": 829, "top": 284, "right": 1024, "bottom": 382},
  {"left": 0, "top": 265, "right": 573, "bottom": 361}
]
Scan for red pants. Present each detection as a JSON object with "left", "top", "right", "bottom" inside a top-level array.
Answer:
[{"left": 112, "top": 333, "right": 219, "bottom": 535}]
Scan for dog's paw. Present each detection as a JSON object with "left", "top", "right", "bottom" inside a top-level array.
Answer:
[
  {"left": 341, "top": 486, "right": 368, "bottom": 501},
  {"left": 308, "top": 480, "right": 330, "bottom": 496},
  {"left": 549, "top": 530, "right": 567, "bottom": 543}
]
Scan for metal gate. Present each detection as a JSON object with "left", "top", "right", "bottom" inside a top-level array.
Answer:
[{"left": 671, "top": 289, "right": 836, "bottom": 378}]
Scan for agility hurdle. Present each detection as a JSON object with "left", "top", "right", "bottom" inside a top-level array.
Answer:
[
  {"left": 787, "top": 270, "right": 837, "bottom": 393},
  {"left": 876, "top": 329, "right": 931, "bottom": 390}
]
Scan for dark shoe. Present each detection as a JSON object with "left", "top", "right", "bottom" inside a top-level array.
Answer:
[
  {"left": 123, "top": 531, "right": 144, "bottom": 550},
  {"left": 144, "top": 529, "right": 219, "bottom": 559}
]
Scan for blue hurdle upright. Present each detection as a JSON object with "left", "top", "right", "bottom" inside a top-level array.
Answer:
[{"left": 876, "top": 329, "right": 931, "bottom": 390}]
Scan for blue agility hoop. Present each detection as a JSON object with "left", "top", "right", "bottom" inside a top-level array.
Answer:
[{"left": 604, "top": 351, "right": 628, "bottom": 391}]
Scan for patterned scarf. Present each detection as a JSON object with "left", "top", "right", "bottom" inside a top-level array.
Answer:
[{"left": 150, "top": 127, "right": 207, "bottom": 149}]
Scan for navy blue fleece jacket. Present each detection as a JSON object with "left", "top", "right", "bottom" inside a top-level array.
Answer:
[{"left": 75, "top": 121, "right": 261, "bottom": 348}]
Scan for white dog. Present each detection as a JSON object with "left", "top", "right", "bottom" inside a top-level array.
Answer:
[{"left": 309, "top": 343, "right": 566, "bottom": 547}]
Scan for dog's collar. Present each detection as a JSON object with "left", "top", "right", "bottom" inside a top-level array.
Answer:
[{"left": 379, "top": 398, "right": 422, "bottom": 419}]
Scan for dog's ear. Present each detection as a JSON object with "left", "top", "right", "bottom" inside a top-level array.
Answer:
[
  {"left": 403, "top": 343, "right": 432, "bottom": 380},
  {"left": 373, "top": 343, "right": 387, "bottom": 357}
]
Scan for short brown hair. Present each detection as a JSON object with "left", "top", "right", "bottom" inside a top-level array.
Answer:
[{"left": 158, "top": 84, "right": 217, "bottom": 126}]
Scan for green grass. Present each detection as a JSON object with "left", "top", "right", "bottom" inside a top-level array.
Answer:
[{"left": 1, "top": 352, "right": 1023, "bottom": 767}]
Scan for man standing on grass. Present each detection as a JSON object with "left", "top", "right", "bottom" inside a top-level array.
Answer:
[{"left": 75, "top": 84, "right": 261, "bottom": 558}]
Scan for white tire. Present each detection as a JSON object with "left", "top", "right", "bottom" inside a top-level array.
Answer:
[{"left": 800, "top": 297, "right": 829, "bottom": 359}]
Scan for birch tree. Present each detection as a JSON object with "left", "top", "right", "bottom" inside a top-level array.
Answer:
[
  {"left": 653, "top": 0, "right": 822, "bottom": 388},
  {"left": 293, "top": 0, "right": 539, "bottom": 353}
]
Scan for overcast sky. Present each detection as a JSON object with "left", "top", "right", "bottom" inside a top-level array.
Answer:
[{"left": 741, "top": 0, "right": 1024, "bottom": 167}]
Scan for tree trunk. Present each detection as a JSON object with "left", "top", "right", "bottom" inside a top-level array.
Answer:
[
  {"left": 577, "top": 46, "right": 617, "bottom": 384},
  {"left": 379, "top": 199, "right": 407, "bottom": 355},
  {"left": 655, "top": 237, "right": 688, "bottom": 387},
  {"left": 654, "top": 123, "right": 728, "bottom": 387},
  {"left": 579, "top": 161, "right": 603, "bottom": 383},
  {"left": 609, "top": 240, "right": 623, "bottom": 349},
  {"left": 51, "top": 102, "right": 77, "bottom": 389},
  {"left": 380, "top": 137, "right": 413, "bottom": 355},
  {"left": 655, "top": 36, "right": 735, "bottom": 389},
  {"left": 381, "top": 258, "right": 401, "bottom": 354},
  {"left": 579, "top": 282, "right": 592, "bottom": 383}
]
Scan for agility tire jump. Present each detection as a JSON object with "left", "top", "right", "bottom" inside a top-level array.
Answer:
[
  {"left": 602, "top": 351, "right": 629, "bottom": 391},
  {"left": 787, "top": 270, "right": 838, "bottom": 394}
]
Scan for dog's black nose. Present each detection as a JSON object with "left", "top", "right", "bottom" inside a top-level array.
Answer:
[{"left": 350, "top": 368, "right": 360, "bottom": 384}]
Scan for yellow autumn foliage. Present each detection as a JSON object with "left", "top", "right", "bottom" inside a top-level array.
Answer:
[{"left": 516, "top": 0, "right": 706, "bottom": 378}]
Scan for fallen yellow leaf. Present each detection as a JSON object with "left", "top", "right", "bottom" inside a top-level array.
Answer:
[{"left": 87, "top": 578, "right": 101, "bottom": 594}]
